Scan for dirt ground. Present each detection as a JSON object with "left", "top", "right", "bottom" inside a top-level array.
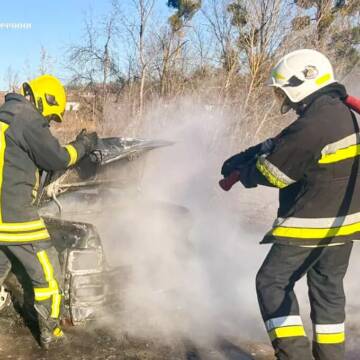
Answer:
[
  {"left": 0, "top": 310, "right": 274, "bottom": 360},
  {"left": 1, "top": 304, "right": 360, "bottom": 359}
]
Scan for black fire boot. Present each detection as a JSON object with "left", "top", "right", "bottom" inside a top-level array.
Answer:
[
  {"left": 35, "top": 304, "right": 66, "bottom": 349},
  {"left": 39, "top": 321, "right": 66, "bottom": 350}
]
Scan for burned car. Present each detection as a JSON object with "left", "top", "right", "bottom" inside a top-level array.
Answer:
[{"left": 0, "top": 137, "right": 187, "bottom": 325}]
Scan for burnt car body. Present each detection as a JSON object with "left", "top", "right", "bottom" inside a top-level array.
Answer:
[{"left": 0, "top": 137, "right": 179, "bottom": 325}]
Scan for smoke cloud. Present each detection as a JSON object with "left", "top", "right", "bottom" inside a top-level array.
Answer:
[
  {"left": 95, "top": 85, "right": 360, "bottom": 357},
  {"left": 96, "top": 98, "right": 276, "bottom": 345}
]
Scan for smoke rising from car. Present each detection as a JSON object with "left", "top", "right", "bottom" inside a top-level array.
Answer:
[
  {"left": 95, "top": 98, "right": 277, "bottom": 344},
  {"left": 96, "top": 86, "right": 360, "bottom": 354}
]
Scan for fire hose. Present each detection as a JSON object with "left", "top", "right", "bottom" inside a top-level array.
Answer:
[
  {"left": 345, "top": 95, "right": 360, "bottom": 113},
  {"left": 219, "top": 170, "right": 241, "bottom": 191}
]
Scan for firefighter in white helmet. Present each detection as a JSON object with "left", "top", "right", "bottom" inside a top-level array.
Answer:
[
  {"left": 221, "top": 49, "right": 357, "bottom": 360},
  {"left": 270, "top": 49, "right": 337, "bottom": 113}
]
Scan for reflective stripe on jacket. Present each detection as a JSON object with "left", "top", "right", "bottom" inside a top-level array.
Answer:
[
  {"left": 252, "top": 89, "right": 360, "bottom": 246},
  {"left": 0, "top": 93, "right": 85, "bottom": 244}
]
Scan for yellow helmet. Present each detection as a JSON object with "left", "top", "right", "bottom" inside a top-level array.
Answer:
[{"left": 21, "top": 74, "right": 66, "bottom": 122}]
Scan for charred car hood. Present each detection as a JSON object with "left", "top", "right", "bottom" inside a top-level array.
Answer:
[{"left": 37, "top": 136, "right": 173, "bottom": 210}]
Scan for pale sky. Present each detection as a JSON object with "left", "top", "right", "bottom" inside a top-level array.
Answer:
[{"left": 0, "top": 0, "right": 173, "bottom": 90}]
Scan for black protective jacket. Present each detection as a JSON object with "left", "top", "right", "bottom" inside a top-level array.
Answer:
[
  {"left": 0, "top": 93, "right": 86, "bottom": 245},
  {"left": 243, "top": 86, "right": 360, "bottom": 246}
]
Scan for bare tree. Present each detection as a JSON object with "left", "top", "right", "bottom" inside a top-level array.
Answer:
[
  {"left": 238, "top": 0, "right": 289, "bottom": 108},
  {"left": 201, "top": 0, "right": 243, "bottom": 104},
  {"left": 151, "top": 26, "right": 189, "bottom": 97},
  {"left": 113, "top": 0, "right": 155, "bottom": 117},
  {"left": 4, "top": 66, "right": 19, "bottom": 92},
  {"left": 202, "top": 0, "right": 238, "bottom": 74},
  {"left": 67, "top": 5, "right": 121, "bottom": 121},
  {"left": 62, "top": 0, "right": 359, "bottom": 145},
  {"left": 39, "top": 46, "right": 54, "bottom": 75}
]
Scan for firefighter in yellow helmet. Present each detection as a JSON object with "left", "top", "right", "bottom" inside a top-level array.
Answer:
[
  {"left": 0, "top": 74, "right": 97, "bottom": 348},
  {"left": 22, "top": 74, "right": 67, "bottom": 122}
]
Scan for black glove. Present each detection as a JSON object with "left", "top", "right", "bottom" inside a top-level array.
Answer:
[
  {"left": 75, "top": 130, "right": 98, "bottom": 154},
  {"left": 221, "top": 138, "right": 275, "bottom": 177},
  {"left": 221, "top": 143, "right": 263, "bottom": 178}
]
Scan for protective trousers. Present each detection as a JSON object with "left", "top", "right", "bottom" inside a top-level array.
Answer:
[
  {"left": 0, "top": 243, "right": 62, "bottom": 330},
  {"left": 256, "top": 243, "right": 353, "bottom": 360}
]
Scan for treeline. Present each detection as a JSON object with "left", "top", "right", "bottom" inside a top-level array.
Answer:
[{"left": 65, "top": 0, "right": 360, "bottom": 143}]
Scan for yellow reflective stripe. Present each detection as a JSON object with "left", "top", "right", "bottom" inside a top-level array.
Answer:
[
  {"left": 0, "top": 123, "right": 9, "bottom": 223},
  {"left": 319, "top": 144, "right": 360, "bottom": 164},
  {"left": 34, "top": 293, "right": 52, "bottom": 300},
  {"left": 273, "top": 221, "right": 360, "bottom": 239},
  {"left": 272, "top": 71, "right": 286, "bottom": 81},
  {"left": 34, "top": 286, "right": 57, "bottom": 299},
  {"left": 53, "top": 327, "right": 63, "bottom": 337},
  {"left": 0, "top": 229, "right": 50, "bottom": 242},
  {"left": 34, "top": 294, "right": 51, "bottom": 301},
  {"left": 316, "top": 73, "right": 331, "bottom": 86},
  {"left": 0, "top": 219, "right": 46, "bottom": 232},
  {"left": 256, "top": 159, "right": 288, "bottom": 189},
  {"left": 321, "top": 134, "right": 358, "bottom": 157},
  {"left": 65, "top": 144, "right": 78, "bottom": 167},
  {"left": 269, "top": 326, "right": 306, "bottom": 341},
  {"left": 49, "top": 279, "right": 58, "bottom": 289},
  {"left": 51, "top": 293, "right": 61, "bottom": 318},
  {"left": 34, "top": 287, "right": 54, "bottom": 296},
  {"left": 34, "top": 288, "right": 53, "bottom": 301},
  {"left": 315, "top": 333, "right": 345, "bottom": 344},
  {"left": 34, "top": 283, "right": 60, "bottom": 306},
  {"left": 37, "top": 250, "right": 53, "bottom": 281},
  {"left": 36, "top": 250, "right": 61, "bottom": 319}
]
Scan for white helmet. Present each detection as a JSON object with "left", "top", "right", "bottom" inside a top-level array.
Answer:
[{"left": 269, "top": 49, "right": 336, "bottom": 103}]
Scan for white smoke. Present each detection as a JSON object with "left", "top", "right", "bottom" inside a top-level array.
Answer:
[
  {"left": 95, "top": 85, "right": 360, "bottom": 357},
  {"left": 95, "top": 98, "right": 277, "bottom": 345}
]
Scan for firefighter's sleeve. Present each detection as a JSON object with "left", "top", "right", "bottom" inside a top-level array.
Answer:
[
  {"left": 23, "top": 120, "right": 86, "bottom": 171},
  {"left": 238, "top": 164, "right": 276, "bottom": 188},
  {"left": 253, "top": 119, "right": 319, "bottom": 189}
]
